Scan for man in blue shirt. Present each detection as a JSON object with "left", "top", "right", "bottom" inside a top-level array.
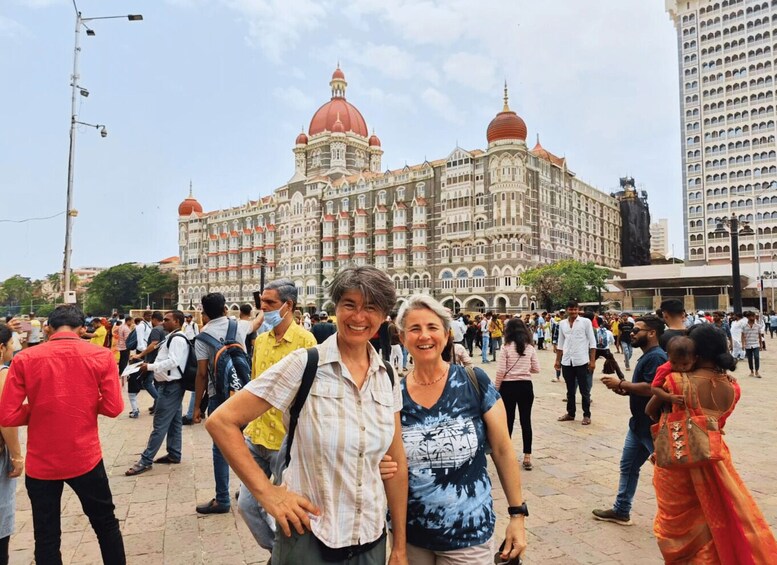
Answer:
[{"left": 592, "top": 314, "right": 667, "bottom": 525}]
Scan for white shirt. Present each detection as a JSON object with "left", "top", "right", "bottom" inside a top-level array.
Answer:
[
  {"left": 730, "top": 318, "right": 744, "bottom": 340},
  {"left": 451, "top": 319, "right": 466, "bottom": 342},
  {"left": 147, "top": 330, "right": 189, "bottom": 382},
  {"left": 182, "top": 321, "right": 199, "bottom": 340},
  {"left": 557, "top": 316, "right": 596, "bottom": 366},
  {"left": 479, "top": 318, "right": 490, "bottom": 337},
  {"left": 136, "top": 320, "right": 152, "bottom": 351}
]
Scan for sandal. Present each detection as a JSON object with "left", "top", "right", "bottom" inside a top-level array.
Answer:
[
  {"left": 582, "top": 417, "right": 592, "bottom": 426},
  {"left": 522, "top": 460, "right": 533, "bottom": 471},
  {"left": 558, "top": 414, "right": 575, "bottom": 422},
  {"left": 125, "top": 463, "right": 152, "bottom": 476}
]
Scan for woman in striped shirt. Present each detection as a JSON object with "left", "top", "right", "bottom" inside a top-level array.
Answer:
[{"left": 496, "top": 318, "right": 540, "bottom": 471}]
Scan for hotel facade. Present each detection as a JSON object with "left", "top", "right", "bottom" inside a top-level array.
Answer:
[{"left": 176, "top": 68, "right": 621, "bottom": 313}]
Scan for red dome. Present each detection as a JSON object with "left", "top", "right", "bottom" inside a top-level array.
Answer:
[
  {"left": 487, "top": 110, "right": 527, "bottom": 143},
  {"left": 332, "top": 67, "right": 345, "bottom": 80},
  {"left": 369, "top": 132, "right": 381, "bottom": 147},
  {"left": 295, "top": 131, "right": 309, "bottom": 145},
  {"left": 178, "top": 196, "right": 202, "bottom": 216},
  {"left": 309, "top": 98, "right": 368, "bottom": 137}
]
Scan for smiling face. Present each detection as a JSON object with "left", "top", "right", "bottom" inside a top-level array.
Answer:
[
  {"left": 401, "top": 307, "right": 449, "bottom": 365},
  {"left": 334, "top": 289, "right": 384, "bottom": 348}
]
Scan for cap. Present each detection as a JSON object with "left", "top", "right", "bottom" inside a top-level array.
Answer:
[
  {"left": 185, "top": 314, "right": 193, "bottom": 318},
  {"left": 319, "top": 311, "right": 329, "bottom": 319},
  {"left": 698, "top": 310, "right": 705, "bottom": 316}
]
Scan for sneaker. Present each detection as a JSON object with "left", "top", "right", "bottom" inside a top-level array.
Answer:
[
  {"left": 196, "top": 498, "right": 231, "bottom": 515},
  {"left": 592, "top": 508, "right": 632, "bottom": 525},
  {"left": 129, "top": 409, "right": 140, "bottom": 419},
  {"left": 182, "top": 416, "right": 193, "bottom": 425}
]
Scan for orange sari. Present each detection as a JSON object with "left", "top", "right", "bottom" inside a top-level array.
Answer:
[{"left": 653, "top": 372, "right": 777, "bottom": 564}]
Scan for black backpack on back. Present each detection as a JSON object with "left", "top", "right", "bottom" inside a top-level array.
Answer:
[{"left": 166, "top": 333, "right": 198, "bottom": 391}]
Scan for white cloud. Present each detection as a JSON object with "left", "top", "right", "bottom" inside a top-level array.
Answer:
[
  {"left": 363, "top": 86, "right": 417, "bottom": 116},
  {"left": 421, "top": 87, "right": 463, "bottom": 125},
  {"left": 443, "top": 52, "right": 498, "bottom": 93},
  {"left": 272, "top": 85, "right": 314, "bottom": 112},
  {"left": 357, "top": 43, "right": 440, "bottom": 83},
  {"left": 224, "top": 0, "right": 328, "bottom": 63}
]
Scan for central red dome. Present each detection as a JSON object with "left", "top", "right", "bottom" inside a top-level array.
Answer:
[
  {"left": 178, "top": 196, "right": 202, "bottom": 216},
  {"left": 309, "top": 98, "right": 368, "bottom": 137},
  {"left": 487, "top": 110, "right": 527, "bottom": 143}
]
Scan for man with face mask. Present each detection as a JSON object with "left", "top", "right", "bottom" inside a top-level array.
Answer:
[{"left": 238, "top": 278, "right": 316, "bottom": 551}]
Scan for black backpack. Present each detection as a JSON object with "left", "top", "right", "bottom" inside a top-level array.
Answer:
[
  {"left": 166, "top": 333, "right": 198, "bottom": 391},
  {"left": 195, "top": 319, "right": 251, "bottom": 401},
  {"left": 125, "top": 329, "right": 138, "bottom": 351}
]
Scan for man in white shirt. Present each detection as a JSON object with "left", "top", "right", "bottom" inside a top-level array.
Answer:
[
  {"left": 125, "top": 311, "right": 189, "bottom": 475},
  {"left": 555, "top": 300, "right": 596, "bottom": 425},
  {"left": 450, "top": 313, "right": 466, "bottom": 345},
  {"left": 479, "top": 314, "right": 491, "bottom": 364},
  {"left": 135, "top": 310, "right": 153, "bottom": 352},
  {"left": 182, "top": 314, "right": 199, "bottom": 340}
]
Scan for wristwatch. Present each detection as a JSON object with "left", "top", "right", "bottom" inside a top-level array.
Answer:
[{"left": 508, "top": 502, "right": 529, "bottom": 517}]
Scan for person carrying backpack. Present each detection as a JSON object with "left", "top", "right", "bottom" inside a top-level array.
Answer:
[
  {"left": 192, "top": 293, "right": 250, "bottom": 515},
  {"left": 125, "top": 311, "right": 190, "bottom": 475}
]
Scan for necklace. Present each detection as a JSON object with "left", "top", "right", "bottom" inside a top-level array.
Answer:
[{"left": 411, "top": 364, "right": 449, "bottom": 386}]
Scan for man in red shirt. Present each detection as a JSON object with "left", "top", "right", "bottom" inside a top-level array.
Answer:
[{"left": 0, "top": 305, "right": 125, "bottom": 564}]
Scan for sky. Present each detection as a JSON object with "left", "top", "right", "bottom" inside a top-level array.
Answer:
[{"left": 0, "top": 0, "right": 684, "bottom": 281}]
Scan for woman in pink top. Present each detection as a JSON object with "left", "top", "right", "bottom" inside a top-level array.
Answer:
[{"left": 496, "top": 318, "right": 540, "bottom": 470}]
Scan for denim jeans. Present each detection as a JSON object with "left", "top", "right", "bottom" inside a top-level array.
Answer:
[
  {"left": 613, "top": 427, "right": 654, "bottom": 516},
  {"left": 621, "top": 341, "right": 633, "bottom": 369},
  {"left": 238, "top": 438, "right": 279, "bottom": 550},
  {"left": 562, "top": 364, "right": 591, "bottom": 418},
  {"left": 143, "top": 373, "right": 159, "bottom": 402},
  {"left": 481, "top": 334, "right": 490, "bottom": 363},
  {"left": 401, "top": 346, "right": 408, "bottom": 369},
  {"left": 746, "top": 347, "right": 761, "bottom": 372},
  {"left": 491, "top": 336, "right": 502, "bottom": 361},
  {"left": 26, "top": 460, "right": 125, "bottom": 565},
  {"left": 139, "top": 381, "right": 184, "bottom": 466},
  {"left": 209, "top": 396, "right": 231, "bottom": 506}
]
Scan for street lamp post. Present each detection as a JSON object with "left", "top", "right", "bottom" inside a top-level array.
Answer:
[
  {"left": 62, "top": 6, "right": 142, "bottom": 302},
  {"left": 715, "top": 216, "right": 753, "bottom": 315}
]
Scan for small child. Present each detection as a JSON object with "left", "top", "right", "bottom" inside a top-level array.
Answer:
[{"left": 651, "top": 335, "right": 697, "bottom": 407}]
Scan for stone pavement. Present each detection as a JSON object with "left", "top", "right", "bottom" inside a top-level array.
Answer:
[{"left": 8, "top": 342, "right": 777, "bottom": 564}]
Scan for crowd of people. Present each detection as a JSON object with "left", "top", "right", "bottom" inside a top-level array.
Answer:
[{"left": 0, "top": 282, "right": 776, "bottom": 563}]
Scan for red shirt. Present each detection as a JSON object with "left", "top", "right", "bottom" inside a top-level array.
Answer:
[{"left": 0, "top": 331, "right": 123, "bottom": 479}]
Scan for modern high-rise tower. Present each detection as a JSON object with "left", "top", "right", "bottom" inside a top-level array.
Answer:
[{"left": 666, "top": 0, "right": 777, "bottom": 266}]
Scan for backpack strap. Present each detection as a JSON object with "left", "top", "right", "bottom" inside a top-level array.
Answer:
[
  {"left": 385, "top": 363, "right": 395, "bottom": 386},
  {"left": 226, "top": 318, "right": 238, "bottom": 342},
  {"left": 195, "top": 331, "right": 222, "bottom": 350},
  {"left": 464, "top": 366, "right": 481, "bottom": 401},
  {"left": 284, "top": 347, "right": 320, "bottom": 468},
  {"left": 166, "top": 332, "right": 189, "bottom": 375}
]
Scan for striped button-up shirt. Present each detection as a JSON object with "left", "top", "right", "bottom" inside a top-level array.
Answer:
[
  {"left": 742, "top": 321, "right": 762, "bottom": 349},
  {"left": 245, "top": 334, "right": 400, "bottom": 548},
  {"left": 244, "top": 322, "right": 317, "bottom": 450}
]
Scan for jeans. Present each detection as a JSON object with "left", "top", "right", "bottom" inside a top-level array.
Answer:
[
  {"left": 143, "top": 373, "right": 159, "bottom": 402},
  {"left": 481, "top": 334, "right": 490, "bottom": 362},
  {"left": 401, "top": 346, "right": 408, "bottom": 369},
  {"left": 26, "top": 460, "right": 125, "bottom": 565},
  {"left": 238, "top": 438, "right": 279, "bottom": 550},
  {"left": 746, "top": 347, "right": 761, "bottom": 372},
  {"left": 139, "top": 381, "right": 184, "bottom": 466},
  {"left": 499, "top": 381, "right": 534, "bottom": 454},
  {"left": 613, "top": 427, "right": 654, "bottom": 516},
  {"left": 490, "top": 336, "right": 502, "bottom": 361},
  {"left": 562, "top": 364, "right": 591, "bottom": 418},
  {"left": 118, "top": 349, "right": 130, "bottom": 376},
  {"left": 621, "top": 341, "right": 633, "bottom": 369},
  {"left": 209, "top": 396, "right": 231, "bottom": 506}
]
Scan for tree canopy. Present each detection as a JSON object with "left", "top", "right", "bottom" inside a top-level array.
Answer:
[
  {"left": 519, "top": 260, "right": 608, "bottom": 311},
  {"left": 84, "top": 264, "right": 177, "bottom": 314}
]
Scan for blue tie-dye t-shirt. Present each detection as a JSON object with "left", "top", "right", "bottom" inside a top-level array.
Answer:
[{"left": 400, "top": 364, "right": 500, "bottom": 551}]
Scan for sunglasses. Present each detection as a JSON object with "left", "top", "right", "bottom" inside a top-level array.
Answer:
[{"left": 494, "top": 540, "right": 523, "bottom": 565}]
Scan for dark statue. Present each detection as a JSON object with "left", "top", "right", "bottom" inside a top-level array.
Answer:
[{"left": 612, "top": 177, "right": 651, "bottom": 267}]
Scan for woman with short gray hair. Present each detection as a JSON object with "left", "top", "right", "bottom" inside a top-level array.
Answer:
[{"left": 206, "top": 266, "right": 409, "bottom": 565}]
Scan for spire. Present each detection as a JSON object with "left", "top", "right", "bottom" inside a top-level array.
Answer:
[
  {"left": 188, "top": 180, "right": 193, "bottom": 198},
  {"left": 503, "top": 81, "right": 511, "bottom": 112}
]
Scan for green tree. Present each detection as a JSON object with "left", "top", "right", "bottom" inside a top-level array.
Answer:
[
  {"left": 519, "top": 260, "right": 608, "bottom": 311},
  {"left": 84, "top": 264, "right": 177, "bottom": 314},
  {"left": 1, "top": 275, "right": 33, "bottom": 315}
]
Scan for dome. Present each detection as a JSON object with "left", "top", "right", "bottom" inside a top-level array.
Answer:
[
  {"left": 178, "top": 196, "right": 202, "bottom": 216},
  {"left": 309, "top": 98, "right": 368, "bottom": 137},
  {"left": 369, "top": 132, "right": 381, "bottom": 147},
  {"left": 486, "top": 83, "right": 527, "bottom": 144},
  {"left": 308, "top": 66, "right": 369, "bottom": 137},
  {"left": 295, "top": 131, "right": 309, "bottom": 145}
]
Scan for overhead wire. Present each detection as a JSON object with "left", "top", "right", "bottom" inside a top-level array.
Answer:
[{"left": 0, "top": 212, "right": 65, "bottom": 224}]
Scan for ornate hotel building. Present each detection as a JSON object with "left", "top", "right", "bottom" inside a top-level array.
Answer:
[
  {"left": 667, "top": 0, "right": 777, "bottom": 265},
  {"left": 176, "top": 67, "right": 621, "bottom": 313}
]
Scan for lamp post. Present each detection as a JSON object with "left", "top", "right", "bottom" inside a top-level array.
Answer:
[
  {"left": 62, "top": 6, "right": 142, "bottom": 302},
  {"left": 715, "top": 216, "right": 754, "bottom": 315}
]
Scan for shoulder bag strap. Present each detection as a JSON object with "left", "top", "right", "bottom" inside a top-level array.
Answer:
[
  {"left": 226, "top": 318, "right": 237, "bottom": 342},
  {"left": 285, "top": 347, "right": 320, "bottom": 468},
  {"left": 464, "top": 366, "right": 482, "bottom": 401}
]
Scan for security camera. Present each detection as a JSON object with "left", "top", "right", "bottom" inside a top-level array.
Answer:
[
  {"left": 79, "top": 88, "right": 89, "bottom": 97},
  {"left": 99, "top": 126, "right": 107, "bottom": 138}
]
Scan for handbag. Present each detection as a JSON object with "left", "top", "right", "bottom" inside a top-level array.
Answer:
[{"left": 651, "top": 372, "right": 724, "bottom": 469}]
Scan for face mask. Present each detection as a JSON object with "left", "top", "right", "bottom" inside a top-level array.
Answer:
[{"left": 264, "top": 304, "right": 287, "bottom": 329}]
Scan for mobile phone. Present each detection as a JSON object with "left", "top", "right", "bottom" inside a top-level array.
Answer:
[
  {"left": 20, "top": 321, "right": 32, "bottom": 333},
  {"left": 253, "top": 291, "right": 262, "bottom": 309}
]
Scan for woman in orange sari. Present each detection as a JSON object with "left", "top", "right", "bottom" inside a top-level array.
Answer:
[{"left": 652, "top": 324, "right": 777, "bottom": 564}]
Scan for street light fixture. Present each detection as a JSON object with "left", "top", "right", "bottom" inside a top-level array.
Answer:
[
  {"left": 62, "top": 4, "right": 142, "bottom": 303},
  {"left": 715, "top": 216, "right": 753, "bottom": 315}
]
